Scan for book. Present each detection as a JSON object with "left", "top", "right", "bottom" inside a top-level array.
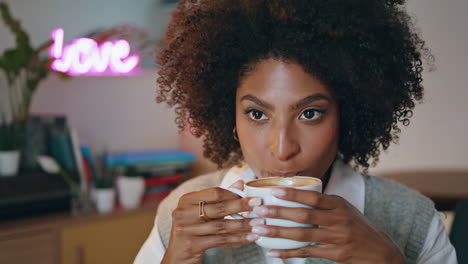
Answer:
[
  {"left": 137, "top": 164, "right": 190, "bottom": 178},
  {"left": 141, "top": 189, "right": 173, "bottom": 203},
  {"left": 144, "top": 173, "right": 184, "bottom": 188},
  {"left": 69, "top": 127, "right": 87, "bottom": 192},
  {"left": 46, "top": 115, "right": 77, "bottom": 172},
  {"left": 80, "top": 144, "right": 97, "bottom": 185},
  {"left": 145, "top": 184, "right": 179, "bottom": 194},
  {"left": 104, "top": 150, "right": 196, "bottom": 167},
  {"left": 82, "top": 157, "right": 93, "bottom": 187}
]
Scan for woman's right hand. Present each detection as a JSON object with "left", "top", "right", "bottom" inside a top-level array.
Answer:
[{"left": 162, "top": 182, "right": 262, "bottom": 264}]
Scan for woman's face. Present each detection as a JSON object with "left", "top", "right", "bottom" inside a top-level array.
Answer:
[{"left": 235, "top": 59, "right": 340, "bottom": 180}]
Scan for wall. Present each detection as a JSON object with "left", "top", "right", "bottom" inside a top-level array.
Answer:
[
  {"left": 0, "top": 0, "right": 467, "bottom": 173},
  {"left": 372, "top": 0, "right": 468, "bottom": 174},
  {"left": 0, "top": 0, "right": 178, "bottom": 154}
]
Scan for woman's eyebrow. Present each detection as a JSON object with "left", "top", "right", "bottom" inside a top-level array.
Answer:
[
  {"left": 290, "top": 94, "right": 330, "bottom": 111},
  {"left": 240, "top": 95, "right": 274, "bottom": 110},
  {"left": 240, "top": 93, "right": 330, "bottom": 111}
]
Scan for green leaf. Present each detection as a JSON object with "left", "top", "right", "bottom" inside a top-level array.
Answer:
[
  {"left": 0, "top": 2, "right": 72, "bottom": 123},
  {"left": 0, "top": 2, "right": 32, "bottom": 49},
  {"left": 1, "top": 47, "right": 33, "bottom": 75}
]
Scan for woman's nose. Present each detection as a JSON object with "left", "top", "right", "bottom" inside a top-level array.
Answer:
[{"left": 269, "top": 126, "right": 300, "bottom": 161}]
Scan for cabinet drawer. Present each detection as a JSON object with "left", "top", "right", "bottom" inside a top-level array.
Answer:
[
  {"left": 0, "top": 229, "right": 59, "bottom": 264},
  {"left": 61, "top": 210, "right": 155, "bottom": 264}
]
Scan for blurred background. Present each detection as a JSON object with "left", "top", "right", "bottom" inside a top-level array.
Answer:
[
  {"left": 0, "top": 0, "right": 467, "bottom": 174},
  {"left": 0, "top": 0, "right": 467, "bottom": 263}
]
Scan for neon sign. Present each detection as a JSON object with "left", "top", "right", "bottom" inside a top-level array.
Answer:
[{"left": 49, "top": 28, "right": 140, "bottom": 76}]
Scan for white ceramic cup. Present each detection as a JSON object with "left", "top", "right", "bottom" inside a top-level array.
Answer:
[{"left": 228, "top": 176, "right": 322, "bottom": 250}]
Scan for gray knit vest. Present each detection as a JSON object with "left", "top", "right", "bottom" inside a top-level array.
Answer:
[{"left": 157, "top": 170, "right": 435, "bottom": 264}]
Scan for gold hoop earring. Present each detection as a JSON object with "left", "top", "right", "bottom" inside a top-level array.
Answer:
[{"left": 233, "top": 127, "right": 239, "bottom": 141}]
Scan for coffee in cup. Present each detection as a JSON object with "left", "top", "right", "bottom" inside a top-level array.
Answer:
[{"left": 246, "top": 177, "right": 321, "bottom": 188}]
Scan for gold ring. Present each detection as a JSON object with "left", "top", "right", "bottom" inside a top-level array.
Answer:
[{"left": 198, "top": 201, "right": 210, "bottom": 221}]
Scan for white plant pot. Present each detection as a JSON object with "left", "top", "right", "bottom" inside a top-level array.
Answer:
[
  {"left": 0, "top": 150, "right": 21, "bottom": 177},
  {"left": 116, "top": 176, "right": 145, "bottom": 209},
  {"left": 93, "top": 188, "right": 116, "bottom": 213}
]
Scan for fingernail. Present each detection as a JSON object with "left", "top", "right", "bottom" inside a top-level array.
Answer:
[
  {"left": 249, "top": 218, "right": 265, "bottom": 226},
  {"left": 231, "top": 180, "right": 244, "bottom": 189},
  {"left": 271, "top": 188, "right": 286, "bottom": 197},
  {"left": 266, "top": 251, "right": 280, "bottom": 257},
  {"left": 246, "top": 233, "right": 259, "bottom": 241},
  {"left": 253, "top": 206, "right": 269, "bottom": 216},
  {"left": 248, "top": 197, "right": 262, "bottom": 207},
  {"left": 252, "top": 225, "right": 270, "bottom": 235}
]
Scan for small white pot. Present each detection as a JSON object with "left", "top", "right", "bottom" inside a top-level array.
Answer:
[
  {"left": 93, "top": 188, "right": 116, "bottom": 213},
  {"left": 0, "top": 150, "right": 21, "bottom": 177},
  {"left": 116, "top": 176, "right": 145, "bottom": 209}
]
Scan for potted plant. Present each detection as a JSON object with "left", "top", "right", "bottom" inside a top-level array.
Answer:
[
  {"left": 0, "top": 2, "right": 57, "bottom": 122},
  {"left": 0, "top": 2, "right": 70, "bottom": 170},
  {"left": 116, "top": 166, "right": 145, "bottom": 209},
  {"left": 37, "top": 155, "right": 95, "bottom": 215},
  {"left": 0, "top": 115, "right": 22, "bottom": 176},
  {"left": 93, "top": 170, "right": 116, "bottom": 214}
]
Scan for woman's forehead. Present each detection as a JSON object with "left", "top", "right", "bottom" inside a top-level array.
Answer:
[{"left": 237, "top": 59, "right": 333, "bottom": 103}]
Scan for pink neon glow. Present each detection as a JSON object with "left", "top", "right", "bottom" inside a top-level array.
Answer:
[
  {"left": 49, "top": 28, "right": 140, "bottom": 76},
  {"left": 110, "top": 40, "right": 139, "bottom": 73},
  {"left": 50, "top": 28, "right": 64, "bottom": 58}
]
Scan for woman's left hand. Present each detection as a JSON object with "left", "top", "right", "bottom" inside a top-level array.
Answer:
[{"left": 250, "top": 188, "right": 406, "bottom": 264}]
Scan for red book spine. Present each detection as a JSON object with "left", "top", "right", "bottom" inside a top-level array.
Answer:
[
  {"left": 82, "top": 157, "right": 93, "bottom": 186},
  {"left": 144, "top": 174, "right": 184, "bottom": 188},
  {"left": 142, "top": 189, "right": 173, "bottom": 203}
]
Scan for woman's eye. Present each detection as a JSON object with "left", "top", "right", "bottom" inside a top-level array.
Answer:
[
  {"left": 247, "top": 110, "right": 268, "bottom": 120},
  {"left": 300, "top": 109, "right": 323, "bottom": 120}
]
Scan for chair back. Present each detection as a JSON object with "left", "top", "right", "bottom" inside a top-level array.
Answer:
[{"left": 450, "top": 200, "right": 468, "bottom": 264}]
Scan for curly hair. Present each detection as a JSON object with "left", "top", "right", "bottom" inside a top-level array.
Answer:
[{"left": 156, "top": 0, "right": 433, "bottom": 170}]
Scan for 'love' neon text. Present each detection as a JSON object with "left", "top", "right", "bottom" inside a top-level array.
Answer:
[{"left": 49, "top": 28, "right": 140, "bottom": 76}]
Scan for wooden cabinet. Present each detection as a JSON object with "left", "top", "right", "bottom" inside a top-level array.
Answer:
[
  {"left": 61, "top": 210, "right": 155, "bottom": 264},
  {"left": 0, "top": 228, "right": 60, "bottom": 264},
  {"left": 0, "top": 201, "right": 160, "bottom": 264}
]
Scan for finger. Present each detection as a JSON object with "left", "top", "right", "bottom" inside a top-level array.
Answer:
[
  {"left": 175, "top": 218, "right": 263, "bottom": 236},
  {"left": 196, "top": 232, "right": 259, "bottom": 252},
  {"left": 178, "top": 187, "right": 242, "bottom": 207},
  {"left": 267, "top": 244, "right": 350, "bottom": 262},
  {"left": 172, "top": 196, "right": 262, "bottom": 224},
  {"left": 203, "top": 196, "right": 262, "bottom": 219},
  {"left": 229, "top": 180, "right": 245, "bottom": 191},
  {"left": 271, "top": 188, "right": 343, "bottom": 209},
  {"left": 251, "top": 225, "right": 342, "bottom": 244},
  {"left": 252, "top": 205, "right": 339, "bottom": 226}
]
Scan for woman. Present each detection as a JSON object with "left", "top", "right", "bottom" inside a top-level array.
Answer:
[{"left": 135, "top": 0, "right": 457, "bottom": 263}]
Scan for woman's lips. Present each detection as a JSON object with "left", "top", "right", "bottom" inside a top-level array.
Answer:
[{"left": 264, "top": 171, "right": 303, "bottom": 177}]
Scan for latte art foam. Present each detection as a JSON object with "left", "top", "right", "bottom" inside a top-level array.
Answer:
[{"left": 247, "top": 176, "right": 321, "bottom": 188}]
